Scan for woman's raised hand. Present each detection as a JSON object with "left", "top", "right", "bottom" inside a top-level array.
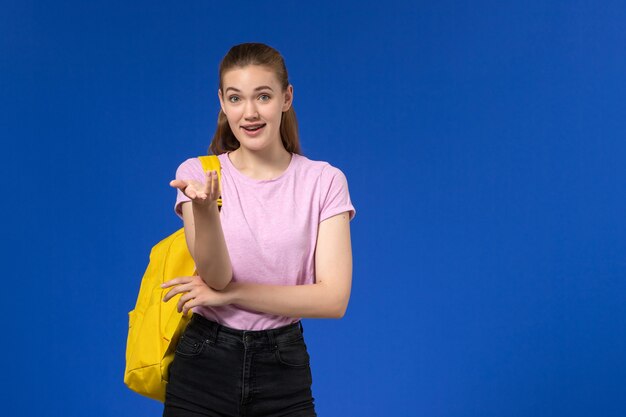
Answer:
[{"left": 170, "top": 170, "right": 220, "bottom": 207}]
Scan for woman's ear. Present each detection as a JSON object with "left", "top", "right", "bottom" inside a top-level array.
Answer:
[
  {"left": 218, "top": 89, "right": 226, "bottom": 114},
  {"left": 282, "top": 84, "right": 294, "bottom": 112}
]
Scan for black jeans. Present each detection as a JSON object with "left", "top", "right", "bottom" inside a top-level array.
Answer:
[{"left": 163, "top": 314, "right": 317, "bottom": 417}]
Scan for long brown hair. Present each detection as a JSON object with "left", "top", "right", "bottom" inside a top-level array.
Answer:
[{"left": 209, "top": 43, "right": 301, "bottom": 155}]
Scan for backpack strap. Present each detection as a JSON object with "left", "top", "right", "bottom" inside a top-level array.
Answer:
[{"left": 197, "top": 155, "right": 222, "bottom": 208}]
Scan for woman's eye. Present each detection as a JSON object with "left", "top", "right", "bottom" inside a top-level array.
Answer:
[
  {"left": 259, "top": 94, "right": 270, "bottom": 101},
  {"left": 228, "top": 96, "right": 239, "bottom": 103}
]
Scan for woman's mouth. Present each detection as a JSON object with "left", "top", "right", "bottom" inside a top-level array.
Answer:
[{"left": 241, "top": 123, "right": 266, "bottom": 136}]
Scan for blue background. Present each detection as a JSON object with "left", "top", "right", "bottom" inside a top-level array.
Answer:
[{"left": 2, "top": 1, "right": 625, "bottom": 416}]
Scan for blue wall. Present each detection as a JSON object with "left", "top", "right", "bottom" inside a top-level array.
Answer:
[{"left": 2, "top": 1, "right": 625, "bottom": 416}]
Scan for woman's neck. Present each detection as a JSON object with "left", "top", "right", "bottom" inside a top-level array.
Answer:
[{"left": 228, "top": 146, "right": 293, "bottom": 181}]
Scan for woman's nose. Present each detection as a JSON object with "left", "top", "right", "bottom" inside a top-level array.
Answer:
[{"left": 244, "top": 101, "right": 259, "bottom": 119}]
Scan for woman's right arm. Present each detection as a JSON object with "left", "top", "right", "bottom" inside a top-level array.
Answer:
[{"left": 173, "top": 170, "right": 233, "bottom": 291}]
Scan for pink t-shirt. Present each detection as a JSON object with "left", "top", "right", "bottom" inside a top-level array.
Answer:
[{"left": 174, "top": 152, "right": 356, "bottom": 330}]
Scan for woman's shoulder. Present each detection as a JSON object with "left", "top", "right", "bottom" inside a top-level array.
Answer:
[
  {"left": 175, "top": 156, "right": 204, "bottom": 180},
  {"left": 216, "top": 153, "right": 229, "bottom": 164},
  {"left": 294, "top": 154, "right": 348, "bottom": 181},
  {"left": 177, "top": 154, "right": 227, "bottom": 172},
  {"left": 296, "top": 154, "right": 355, "bottom": 220}
]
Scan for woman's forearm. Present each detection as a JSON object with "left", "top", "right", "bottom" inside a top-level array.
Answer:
[
  {"left": 192, "top": 202, "right": 232, "bottom": 290},
  {"left": 226, "top": 281, "right": 349, "bottom": 319}
]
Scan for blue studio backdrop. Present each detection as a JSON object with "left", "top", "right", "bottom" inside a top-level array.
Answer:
[{"left": 2, "top": 1, "right": 625, "bottom": 416}]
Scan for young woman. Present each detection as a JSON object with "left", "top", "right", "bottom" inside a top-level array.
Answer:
[{"left": 162, "top": 42, "right": 355, "bottom": 417}]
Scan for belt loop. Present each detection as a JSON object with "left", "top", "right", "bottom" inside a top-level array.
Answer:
[
  {"left": 210, "top": 320, "right": 219, "bottom": 344},
  {"left": 267, "top": 327, "right": 277, "bottom": 348}
]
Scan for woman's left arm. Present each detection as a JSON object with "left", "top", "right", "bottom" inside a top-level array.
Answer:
[{"left": 226, "top": 211, "right": 353, "bottom": 318}]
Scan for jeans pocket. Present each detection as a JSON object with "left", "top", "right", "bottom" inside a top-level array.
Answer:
[
  {"left": 275, "top": 339, "right": 310, "bottom": 368},
  {"left": 175, "top": 327, "right": 207, "bottom": 357}
]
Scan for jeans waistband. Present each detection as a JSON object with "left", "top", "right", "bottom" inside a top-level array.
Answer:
[{"left": 189, "top": 313, "right": 304, "bottom": 348}]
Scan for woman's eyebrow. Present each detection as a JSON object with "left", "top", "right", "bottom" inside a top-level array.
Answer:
[{"left": 225, "top": 86, "right": 274, "bottom": 93}]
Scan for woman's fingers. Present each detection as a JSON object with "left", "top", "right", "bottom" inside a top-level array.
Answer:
[
  {"left": 171, "top": 179, "right": 211, "bottom": 200},
  {"left": 162, "top": 275, "right": 207, "bottom": 300},
  {"left": 203, "top": 170, "right": 218, "bottom": 198},
  {"left": 177, "top": 291, "right": 195, "bottom": 313},
  {"left": 172, "top": 173, "right": 218, "bottom": 204},
  {"left": 162, "top": 278, "right": 195, "bottom": 302},
  {"left": 162, "top": 277, "right": 225, "bottom": 313},
  {"left": 211, "top": 171, "right": 220, "bottom": 198},
  {"left": 170, "top": 180, "right": 186, "bottom": 190},
  {"left": 200, "top": 170, "right": 221, "bottom": 201},
  {"left": 207, "top": 171, "right": 215, "bottom": 196},
  {"left": 182, "top": 298, "right": 200, "bottom": 315},
  {"left": 162, "top": 276, "right": 192, "bottom": 288},
  {"left": 163, "top": 286, "right": 183, "bottom": 303},
  {"left": 203, "top": 170, "right": 211, "bottom": 194},
  {"left": 172, "top": 181, "right": 195, "bottom": 198}
]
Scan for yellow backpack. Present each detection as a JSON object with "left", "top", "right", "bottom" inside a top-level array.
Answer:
[{"left": 124, "top": 155, "right": 222, "bottom": 402}]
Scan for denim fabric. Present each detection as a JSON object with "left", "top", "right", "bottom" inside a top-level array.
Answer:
[{"left": 163, "top": 314, "right": 317, "bottom": 417}]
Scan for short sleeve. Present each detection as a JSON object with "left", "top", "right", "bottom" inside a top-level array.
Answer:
[
  {"left": 319, "top": 165, "right": 356, "bottom": 223},
  {"left": 173, "top": 158, "right": 205, "bottom": 220}
]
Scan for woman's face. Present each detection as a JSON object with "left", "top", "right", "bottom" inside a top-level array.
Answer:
[{"left": 218, "top": 65, "right": 293, "bottom": 153}]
